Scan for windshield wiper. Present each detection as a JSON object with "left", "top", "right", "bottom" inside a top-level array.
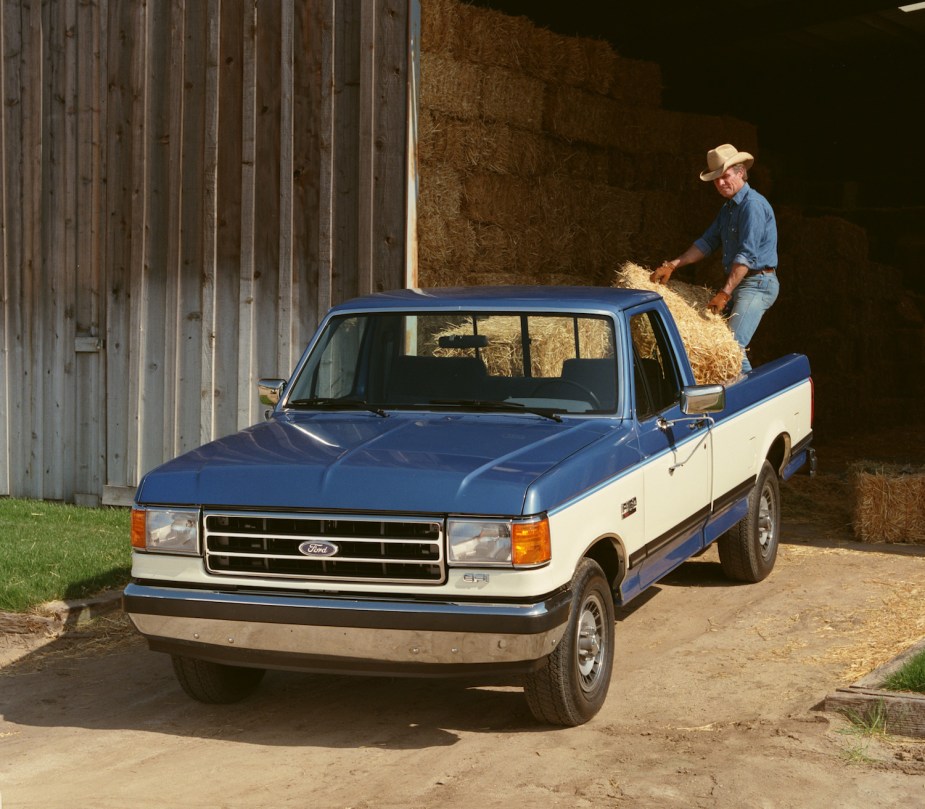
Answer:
[
  {"left": 287, "top": 397, "right": 387, "bottom": 417},
  {"left": 429, "top": 399, "right": 563, "bottom": 422}
]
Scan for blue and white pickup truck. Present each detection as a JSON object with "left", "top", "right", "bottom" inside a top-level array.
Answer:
[{"left": 124, "top": 286, "right": 815, "bottom": 726}]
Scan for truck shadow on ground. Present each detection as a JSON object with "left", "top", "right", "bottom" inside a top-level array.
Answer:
[{"left": 1, "top": 624, "right": 572, "bottom": 747}]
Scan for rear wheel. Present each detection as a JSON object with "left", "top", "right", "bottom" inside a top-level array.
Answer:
[
  {"left": 524, "top": 558, "right": 614, "bottom": 726},
  {"left": 171, "top": 655, "right": 266, "bottom": 704},
  {"left": 718, "top": 459, "right": 780, "bottom": 582}
]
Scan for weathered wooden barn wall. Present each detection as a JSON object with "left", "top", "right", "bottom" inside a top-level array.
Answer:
[{"left": 0, "top": 0, "right": 410, "bottom": 505}]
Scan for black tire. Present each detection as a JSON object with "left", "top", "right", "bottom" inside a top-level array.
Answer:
[
  {"left": 524, "top": 558, "right": 614, "bottom": 726},
  {"left": 718, "top": 459, "right": 781, "bottom": 583},
  {"left": 171, "top": 655, "right": 266, "bottom": 704}
]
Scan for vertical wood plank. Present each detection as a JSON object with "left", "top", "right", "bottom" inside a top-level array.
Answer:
[
  {"left": 22, "top": 0, "right": 43, "bottom": 497},
  {"left": 104, "top": 0, "right": 135, "bottom": 493},
  {"left": 176, "top": 0, "right": 207, "bottom": 454},
  {"left": 316, "top": 0, "right": 335, "bottom": 322},
  {"left": 371, "top": 0, "right": 408, "bottom": 293},
  {"left": 214, "top": 0, "right": 244, "bottom": 437},
  {"left": 357, "top": 0, "right": 376, "bottom": 296},
  {"left": 252, "top": 1, "right": 282, "bottom": 388},
  {"left": 138, "top": 0, "right": 171, "bottom": 478},
  {"left": 332, "top": 0, "right": 360, "bottom": 305},
  {"left": 293, "top": 0, "right": 321, "bottom": 344},
  {"left": 0, "top": 1, "right": 15, "bottom": 495},
  {"left": 42, "top": 0, "right": 69, "bottom": 500},
  {"left": 237, "top": 0, "right": 258, "bottom": 428},
  {"left": 126, "top": 0, "right": 149, "bottom": 484},
  {"left": 200, "top": 0, "right": 221, "bottom": 444},
  {"left": 51, "top": 0, "right": 79, "bottom": 501},
  {"left": 406, "top": 0, "right": 419, "bottom": 288},
  {"left": 278, "top": 0, "right": 296, "bottom": 374},
  {"left": 73, "top": 0, "right": 107, "bottom": 504},
  {"left": 162, "top": 0, "right": 186, "bottom": 460}
]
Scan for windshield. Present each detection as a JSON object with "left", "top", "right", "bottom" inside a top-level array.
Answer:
[{"left": 285, "top": 310, "right": 619, "bottom": 415}]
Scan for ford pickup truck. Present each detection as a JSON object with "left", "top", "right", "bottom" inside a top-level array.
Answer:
[{"left": 124, "top": 285, "right": 815, "bottom": 726}]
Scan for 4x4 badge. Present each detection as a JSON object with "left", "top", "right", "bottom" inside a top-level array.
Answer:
[{"left": 622, "top": 498, "right": 637, "bottom": 518}]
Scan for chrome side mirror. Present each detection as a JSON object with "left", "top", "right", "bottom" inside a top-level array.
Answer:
[
  {"left": 257, "top": 378, "right": 287, "bottom": 406},
  {"left": 681, "top": 384, "right": 725, "bottom": 415}
]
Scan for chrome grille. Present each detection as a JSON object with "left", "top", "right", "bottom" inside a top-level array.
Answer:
[{"left": 204, "top": 511, "right": 445, "bottom": 584}]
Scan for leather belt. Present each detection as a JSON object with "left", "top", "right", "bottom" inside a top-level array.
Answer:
[{"left": 747, "top": 267, "right": 775, "bottom": 275}]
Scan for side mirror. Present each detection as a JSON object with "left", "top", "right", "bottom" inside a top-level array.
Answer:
[
  {"left": 257, "top": 378, "right": 287, "bottom": 406},
  {"left": 681, "top": 384, "right": 725, "bottom": 415}
]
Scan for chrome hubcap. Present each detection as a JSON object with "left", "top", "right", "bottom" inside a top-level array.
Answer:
[
  {"left": 576, "top": 593, "right": 605, "bottom": 691},
  {"left": 757, "top": 483, "right": 776, "bottom": 556}
]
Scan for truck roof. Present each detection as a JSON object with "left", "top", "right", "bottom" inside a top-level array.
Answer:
[{"left": 330, "top": 285, "right": 662, "bottom": 316}]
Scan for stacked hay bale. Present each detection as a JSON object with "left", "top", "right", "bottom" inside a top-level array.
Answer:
[
  {"left": 434, "top": 315, "right": 613, "bottom": 378},
  {"left": 418, "top": 0, "right": 925, "bottom": 432},
  {"left": 853, "top": 463, "right": 925, "bottom": 544},
  {"left": 614, "top": 262, "right": 744, "bottom": 385},
  {"left": 418, "top": 0, "right": 757, "bottom": 288}
]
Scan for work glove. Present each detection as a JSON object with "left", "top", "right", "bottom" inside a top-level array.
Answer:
[
  {"left": 649, "top": 263, "right": 675, "bottom": 284},
  {"left": 707, "top": 291, "right": 731, "bottom": 314}
]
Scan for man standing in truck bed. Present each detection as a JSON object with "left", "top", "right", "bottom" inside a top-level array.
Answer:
[{"left": 651, "top": 143, "right": 780, "bottom": 373}]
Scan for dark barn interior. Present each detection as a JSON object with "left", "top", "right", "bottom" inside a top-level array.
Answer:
[
  {"left": 465, "top": 0, "right": 925, "bottom": 291},
  {"left": 448, "top": 1, "right": 925, "bottom": 433}
]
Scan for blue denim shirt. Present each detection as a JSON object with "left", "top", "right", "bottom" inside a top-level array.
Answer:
[{"left": 693, "top": 183, "right": 778, "bottom": 273}]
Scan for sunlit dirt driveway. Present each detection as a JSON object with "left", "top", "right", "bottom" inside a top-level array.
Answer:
[{"left": 3, "top": 505, "right": 925, "bottom": 809}]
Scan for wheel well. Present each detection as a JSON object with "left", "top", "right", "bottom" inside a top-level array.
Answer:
[
  {"left": 584, "top": 538, "right": 624, "bottom": 591},
  {"left": 766, "top": 433, "right": 790, "bottom": 477}
]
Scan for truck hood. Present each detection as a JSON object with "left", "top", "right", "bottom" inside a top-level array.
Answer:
[{"left": 136, "top": 411, "right": 624, "bottom": 515}]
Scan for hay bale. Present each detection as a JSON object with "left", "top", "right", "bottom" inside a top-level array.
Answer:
[
  {"left": 608, "top": 57, "right": 663, "bottom": 108},
  {"left": 544, "top": 89, "right": 683, "bottom": 152},
  {"left": 450, "top": 2, "right": 535, "bottom": 70},
  {"left": 417, "top": 213, "right": 477, "bottom": 276},
  {"left": 613, "top": 262, "right": 744, "bottom": 384},
  {"left": 419, "top": 111, "right": 552, "bottom": 176},
  {"left": 435, "top": 314, "right": 614, "bottom": 378},
  {"left": 479, "top": 65, "right": 545, "bottom": 131},
  {"left": 420, "top": 0, "right": 461, "bottom": 53},
  {"left": 420, "top": 52, "right": 482, "bottom": 119},
  {"left": 853, "top": 463, "right": 925, "bottom": 544},
  {"left": 418, "top": 163, "right": 464, "bottom": 218}
]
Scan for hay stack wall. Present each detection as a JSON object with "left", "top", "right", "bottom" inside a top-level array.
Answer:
[
  {"left": 417, "top": 0, "right": 925, "bottom": 432},
  {"left": 418, "top": 0, "right": 756, "bottom": 287}
]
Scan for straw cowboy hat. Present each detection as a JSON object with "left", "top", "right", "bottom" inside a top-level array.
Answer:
[{"left": 699, "top": 143, "right": 755, "bottom": 181}]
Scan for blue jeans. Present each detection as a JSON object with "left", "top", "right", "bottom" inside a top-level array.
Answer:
[{"left": 727, "top": 272, "right": 780, "bottom": 373}]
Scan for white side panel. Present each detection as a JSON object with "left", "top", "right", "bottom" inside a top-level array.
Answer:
[{"left": 711, "top": 380, "right": 813, "bottom": 501}]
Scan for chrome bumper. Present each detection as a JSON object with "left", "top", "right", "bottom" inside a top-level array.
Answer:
[{"left": 124, "top": 583, "right": 571, "bottom": 677}]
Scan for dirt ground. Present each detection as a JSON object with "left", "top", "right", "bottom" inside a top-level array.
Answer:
[{"left": 2, "top": 428, "right": 925, "bottom": 809}]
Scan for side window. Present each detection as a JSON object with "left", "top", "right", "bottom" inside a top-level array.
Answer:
[{"left": 630, "top": 311, "right": 681, "bottom": 418}]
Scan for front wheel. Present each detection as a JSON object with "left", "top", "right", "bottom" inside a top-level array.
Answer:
[
  {"left": 524, "top": 558, "right": 615, "bottom": 726},
  {"left": 718, "top": 459, "right": 781, "bottom": 582},
  {"left": 171, "top": 655, "right": 266, "bottom": 704}
]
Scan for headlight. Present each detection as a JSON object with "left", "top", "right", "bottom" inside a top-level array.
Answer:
[
  {"left": 447, "top": 517, "right": 550, "bottom": 568},
  {"left": 131, "top": 507, "right": 201, "bottom": 555}
]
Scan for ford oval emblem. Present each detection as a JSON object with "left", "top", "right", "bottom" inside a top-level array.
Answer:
[{"left": 298, "top": 540, "right": 339, "bottom": 557}]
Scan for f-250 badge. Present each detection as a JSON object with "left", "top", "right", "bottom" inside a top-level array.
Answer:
[{"left": 622, "top": 497, "right": 637, "bottom": 518}]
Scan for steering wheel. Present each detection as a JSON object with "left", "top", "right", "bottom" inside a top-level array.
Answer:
[{"left": 531, "top": 378, "right": 602, "bottom": 409}]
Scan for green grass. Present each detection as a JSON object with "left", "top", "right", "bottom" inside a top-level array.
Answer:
[
  {"left": 839, "top": 701, "right": 889, "bottom": 738},
  {"left": 0, "top": 498, "right": 131, "bottom": 612},
  {"left": 836, "top": 701, "right": 889, "bottom": 764},
  {"left": 882, "top": 649, "right": 925, "bottom": 693}
]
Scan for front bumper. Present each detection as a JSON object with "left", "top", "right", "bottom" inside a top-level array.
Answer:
[{"left": 123, "top": 583, "right": 571, "bottom": 677}]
